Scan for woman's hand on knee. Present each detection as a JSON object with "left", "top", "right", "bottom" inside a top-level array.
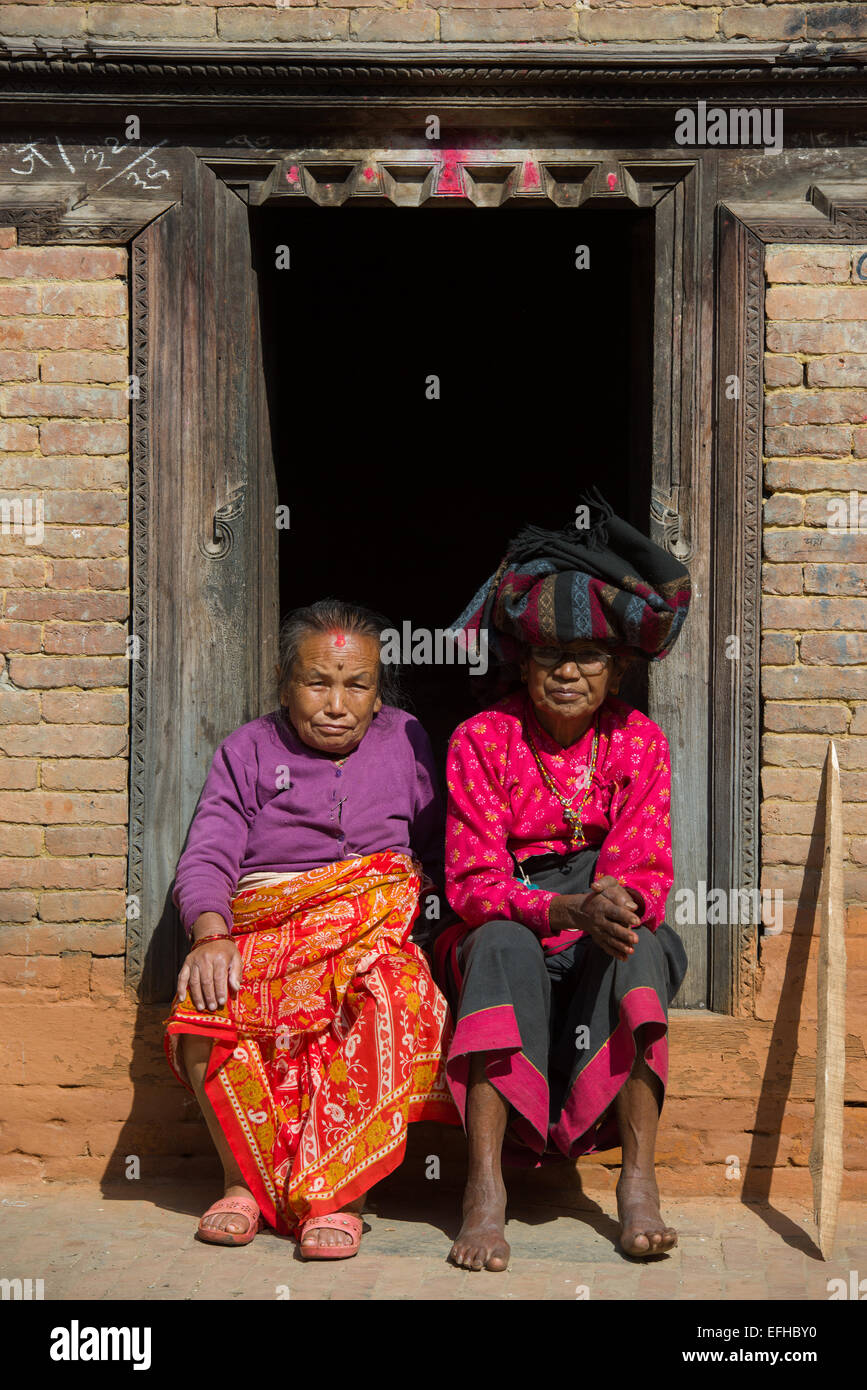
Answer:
[{"left": 177, "top": 938, "right": 243, "bottom": 1013}]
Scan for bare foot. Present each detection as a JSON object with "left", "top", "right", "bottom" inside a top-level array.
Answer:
[
  {"left": 449, "top": 1179, "right": 510, "bottom": 1272},
  {"left": 616, "top": 1174, "right": 677, "bottom": 1257},
  {"left": 300, "top": 1199, "right": 364, "bottom": 1252},
  {"left": 198, "top": 1181, "right": 258, "bottom": 1237}
]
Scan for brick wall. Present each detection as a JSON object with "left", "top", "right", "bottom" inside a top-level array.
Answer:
[
  {"left": 757, "top": 242, "right": 867, "bottom": 1193},
  {"left": 0, "top": 227, "right": 139, "bottom": 1179},
  {"left": 0, "top": 2, "right": 865, "bottom": 47}
]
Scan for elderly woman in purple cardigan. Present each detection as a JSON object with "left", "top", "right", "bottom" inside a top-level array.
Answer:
[{"left": 164, "top": 600, "right": 458, "bottom": 1259}]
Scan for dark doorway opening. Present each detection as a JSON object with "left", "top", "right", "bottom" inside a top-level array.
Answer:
[{"left": 253, "top": 205, "right": 655, "bottom": 769}]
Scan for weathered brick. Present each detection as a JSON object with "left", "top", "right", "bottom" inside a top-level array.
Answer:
[
  {"left": 89, "top": 956, "right": 125, "bottom": 997},
  {"left": 41, "top": 760, "right": 127, "bottom": 792},
  {"left": 807, "top": 354, "right": 867, "bottom": 388},
  {"left": 763, "top": 798, "right": 867, "bottom": 834},
  {"left": 761, "top": 562, "right": 802, "bottom": 594},
  {"left": 89, "top": 3, "right": 217, "bottom": 38},
  {"left": 0, "top": 229, "right": 14, "bottom": 250},
  {"left": 0, "top": 557, "right": 46, "bottom": 587},
  {"left": 767, "top": 320, "right": 867, "bottom": 354},
  {"left": 218, "top": 7, "right": 350, "bottom": 38},
  {"left": 578, "top": 8, "right": 714, "bottom": 38},
  {"left": 0, "top": 420, "right": 38, "bottom": 450},
  {"left": 0, "top": 457, "right": 128, "bottom": 490},
  {"left": 41, "top": 492, "right": 128, "bottom": 526},
  {"left": 2, "top": 526, "right": 126, "bottom": 560},
  {"left": 0, "top": 725, "right": 128, "bottom": 758},
  {"left": 765, "top": 246, "right": 851, "bottom": 285},
  {"left": 0, "top": 922, "right": 124, "bottom": 954},
  {"left": 766, "top": 285, "right": 867, "bottom": 321},
  {"left": 0, "top": 317, "right": 127, "bottom": 351},
  {"left": 0, "top": 285, "right": 39, "bottom": 313},
  {"left": 761, "top": 558, "right": 800, "bottom": 592},
  {"left": 350, "top": 7, "right": 437, "bottom": 39},
  {"left": 765, "top": 460, "right": 867, "bottom": 490},
  {"left": 0, "top": 383, "right": 127, "bottom": 419},
  {"left": 0, "top": 889, "right": 37, "bottom": 922},
  {"left": 40, "top": 691, "right": 127, "bottom": 724},
  {"left": 721, "top": 5, "right": 805, "bottom": 38},
  {"left": 39, "top": 282, "right": 127, "bottom": 317},
  {"left": 763, "top": 595, "right": 867, "bottom": 629},
  {"left": 762, "top": 732, "right": 867, "bottom": 768},
  {"left": 0, "top": 689, "right": 40, "bottom": 723},
  {"left": 761, "top": 832, "right": 823, "bottom": 866},
  {"left": 0, "top": 621, "right": 41, "bottom": 652},
  {"left": 764, "top": 390, "right": 867, "bottom": 427},
  {"left": 762, "top": 765, "right": 867, "bottom": 802},
  {"left": 8, "top": 656, "right": 128, "bottom": 689},
  {"left": 0, "top": 825, "right": 42, "bottom": 855},
  {"left": 851, "top": 706, "right": 867, "bottom": 735},
  {"left": 806, "top": 5, "right": 867, "bottom": 39},
  {"left": 764, "top": 355, "right": 802, "bottom": 387},
  {"left": 764, "top": 425, "right": 852, "bottom": 456},
  {"left": 0, "top": 759, "right": 38, "bottom": 789},
  {"left": 0, "top": 248, "right": 125, "bottom": 281},
  {"left": 0, "top": 955, "right": 62, "bottom": 989},
  {"left": 37, "top": 891, "right": 126, "bottom": 922},
  {"left": 801, "top": 632, "right": 867, "bottom": 664},
  {"left": 0, "top": 857, "right": 124, "bottom": 889},
  {"left": 39, "top": 352, "right": 128, "bottom": 384},
  {"left": 42, "top": 623, "right": 128, "bottom": 657},
  {"left": 763, "top": 702, "right": 849, "bottom": 734},
  {"left": 0, "top": 5, "right": 86, "bottom": 37},
  {"left": 762, "top": 493, "right": 804, "bottom": 525},
  {"left": 7, "top": 589, "right": 128, "bottom": 622},
  {"left": 0, "top": 350, "right": 37, "bottom": 380},
  {"left": 47, "top": 558, "right": 128, "bottom": 590},
  {"left": 763, "top": 665, "right": 867, "bottom": 699},
  {"left": 805, "top": 492, "right": 867, "bottom": 527},
  {"left": 39, "top": 421, "right": 128, "bottom": 456},
  {"left": 45, "top": 825, "right": 126, "bottom": 857},
  {"left": 764, "top": 530, "right": 867, "bottom": 562},
  {"left": 761, "top": 633, "right": 797, "bottom": 664},
  {"left": 0, "top": 791, "right": 127, "bottom": 824}
]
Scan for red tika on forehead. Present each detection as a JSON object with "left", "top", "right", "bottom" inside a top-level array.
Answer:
[{"left": 330, "top": 631, "right": 347, "bottom": 647}]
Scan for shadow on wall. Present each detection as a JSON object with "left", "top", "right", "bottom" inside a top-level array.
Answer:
[{"left": 742, "top": 751, "right": 828, "bottom": 1260}]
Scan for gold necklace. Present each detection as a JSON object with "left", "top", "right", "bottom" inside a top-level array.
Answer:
[{"left": 525, "top": 715, "right": 599, "bottom": 846}]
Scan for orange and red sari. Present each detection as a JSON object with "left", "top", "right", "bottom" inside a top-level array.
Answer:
[{"left": 164, "top": 850, "right": 458, "bottom": 1235}]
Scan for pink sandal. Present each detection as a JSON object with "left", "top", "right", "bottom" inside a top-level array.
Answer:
[
  {"left": 298, "top": 1211, "right": 363, "bottom": 1260},
  {"left": 196, "top": 1194, "right": 263, "bottom": 1246}
]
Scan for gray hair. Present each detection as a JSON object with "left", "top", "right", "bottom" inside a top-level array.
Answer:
[{"left": 275, "top": 598, "right": 406, "bottom": 709}]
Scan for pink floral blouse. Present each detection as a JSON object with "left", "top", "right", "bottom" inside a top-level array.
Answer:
[{"left": 444, "top": 688, "right": 674, "bottom": 954}]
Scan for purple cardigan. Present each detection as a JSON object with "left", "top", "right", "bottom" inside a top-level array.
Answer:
[{"left": 172, "top": 705, "right": 444, "bottom": 937}]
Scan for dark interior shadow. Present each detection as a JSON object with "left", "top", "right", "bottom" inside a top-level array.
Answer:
[{"left": 741, "top": 757, "right": 827, "bottom": 1259}]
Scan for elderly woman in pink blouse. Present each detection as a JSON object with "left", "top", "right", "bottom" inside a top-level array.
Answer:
[{"left": 433, "top": 493, "right": 691, "bottom": 1271}]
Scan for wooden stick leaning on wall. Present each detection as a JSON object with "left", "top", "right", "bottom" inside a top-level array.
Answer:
[{"left": 809, "top": 739, "right": 846, "bottom": 1261}]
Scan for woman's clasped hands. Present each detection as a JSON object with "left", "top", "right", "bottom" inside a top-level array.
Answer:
[{"left": 548, "top": 874, "right": 643, "bottom": 962}]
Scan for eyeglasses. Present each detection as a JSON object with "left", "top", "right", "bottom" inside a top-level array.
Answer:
[{"left": 529, "top": 646, "right": 613, "bottom": 675}]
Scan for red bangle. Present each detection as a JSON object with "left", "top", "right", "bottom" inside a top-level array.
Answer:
[{"left": 189, "top": 932, "right": 231, "bottom": 951}]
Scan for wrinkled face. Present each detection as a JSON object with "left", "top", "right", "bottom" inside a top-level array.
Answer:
[
  {"left": 520, "top": 638, "right": 630, "bottom": 725},
  {"left": 281, "top": 630, "right": 382, "bottom": 755}
]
